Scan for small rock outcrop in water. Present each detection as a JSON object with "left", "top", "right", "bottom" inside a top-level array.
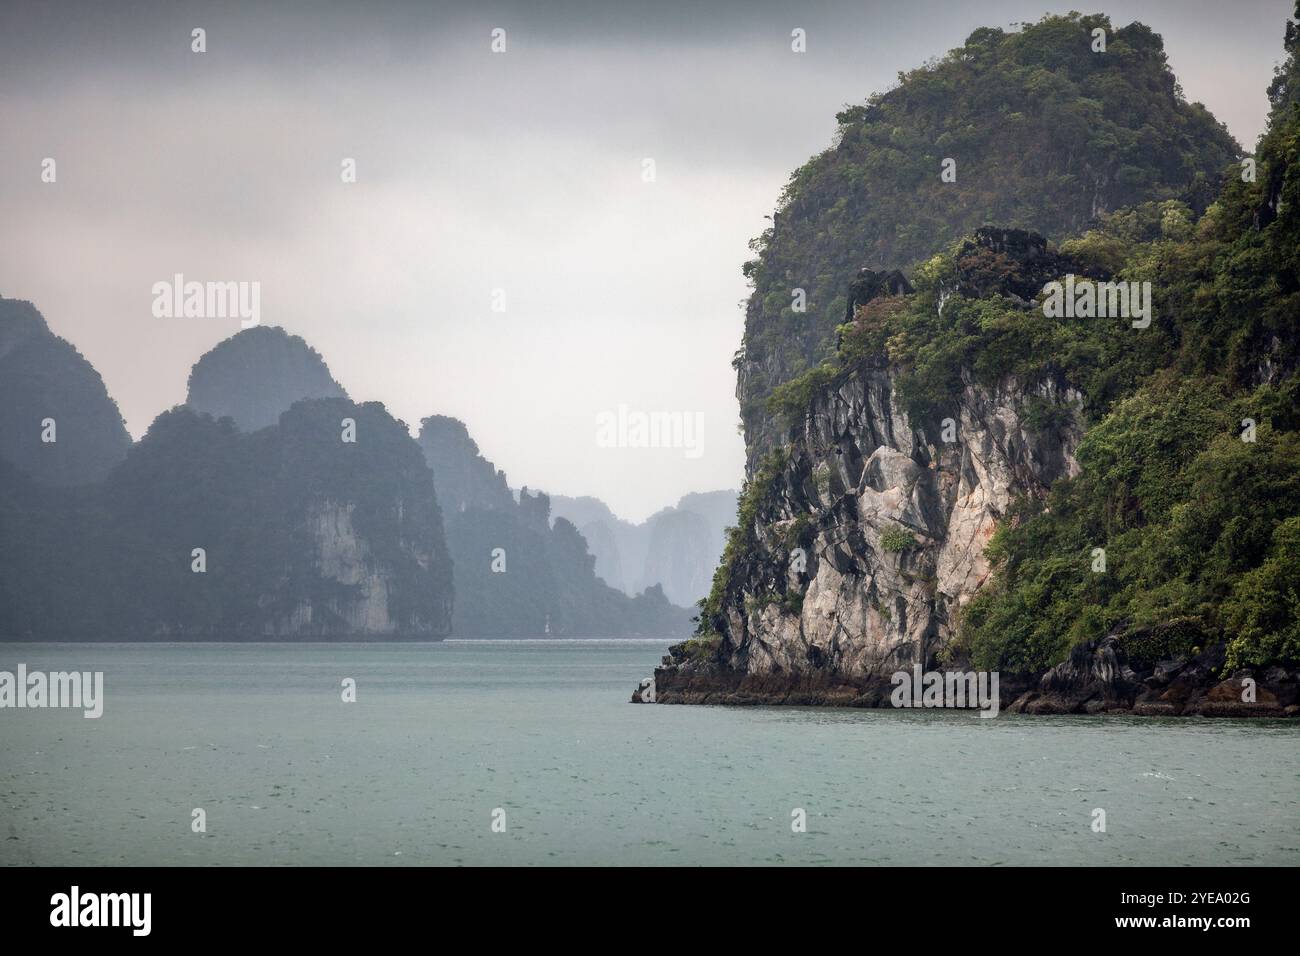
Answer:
[
  {"left": 0, "top": 296, "right": 131, "bottom": 485},
  {"left": 186, "top": 326, "right": 348, "bottom": 431}
]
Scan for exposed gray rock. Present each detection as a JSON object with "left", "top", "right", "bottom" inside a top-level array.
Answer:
[
  {"left": 656, "top": 359, "right": 1083, "bottom": 702},
  {"left": 646, "top": 346, "right": 1299, "bottom": 715},
  {"left": 1006, "top": 639, "right": 1300, "bottom": 717},
  {"left": 1006, "top": 636, "right": 1140, "bottom": 714}
]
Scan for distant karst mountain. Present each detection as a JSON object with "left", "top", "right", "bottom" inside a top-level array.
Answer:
[
  {"left": 0, "top": 316, "right": 452, "bottom": 640},
  {"left": 186, "top": 326, "right": 347, "bottom": 431},
  {"left": 548, "top": 489, "right": 739, "bottom": 607},
  {"left": 0, "top": 296, "right": 130, "bottom": 485},
  {"left": 1, "top": 309, "right": 695, "bottom": 640},
  {"left": 1, "top": 397, "right": 454, "bottom": 639},
  {"left": 418, "top": 416, "right": 694, "bottom": 637},
  {"left": 641, "top": 510, "right": 715, "bottom": 609},
  {"left": 416, "top": 414, "right": 515, "bottom": 513},
  {"left": 542, "top": 494, "right": 638, "bottom": 592}
]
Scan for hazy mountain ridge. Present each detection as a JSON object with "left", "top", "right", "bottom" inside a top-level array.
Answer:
[
  {"left": 0, "top": 312, "right": 703, "bottom": 639},
  {"left": 548, "top": 489, "right": 739, "bottom": 606},
  {"left": 419, "top": 419, "right": 695, "bottom": 637},
  {"left": 0, "top": 296, "right": 131, "bottom": 486},
  {"left": 186, "top": 325, "right": 348, "bottom": 431},
  {"left": 417, "top": 415, "right": 515, "bottom": 514},
  {"left": 1, "top": 397, "right": 454, "bottom": 639}
]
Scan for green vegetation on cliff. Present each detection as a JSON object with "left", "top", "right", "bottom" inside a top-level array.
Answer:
[
  {"left": 963, "top": 13, "right": 1300, "bottom": 674},
  {"left": 737, "top": 12, "right": 1240, "bottom": 455},
  {"left": 711, "top": 6, "right": 1300, "bottom": 676},
  {"left": 695, "top": 447, "right": 789, "bottom": 640}
]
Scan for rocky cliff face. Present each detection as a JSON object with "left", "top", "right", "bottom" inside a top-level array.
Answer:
[
  {"left": 284, "top": 499, "right": 418, "bottom": 636},
  {"left": 654, "top": 353, "right": 1083, "bottom": 704},
  {"left": 244, "top": 398, "right": 454, "bottom": 638},
  {"left": 647, "top": 197, "right": 1300, "bottom": 708},
  {"left": 644, "top": 35, "right": 1297, "bottom": 708}
]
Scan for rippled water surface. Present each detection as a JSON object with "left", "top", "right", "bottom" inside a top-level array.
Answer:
[{"left": 2, "top": 641, "right": 1298, "bottom": 865}]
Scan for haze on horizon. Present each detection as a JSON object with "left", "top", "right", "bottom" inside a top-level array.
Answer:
[{"left": 0, "top": 0, "right": 1290, "bottom": 521}]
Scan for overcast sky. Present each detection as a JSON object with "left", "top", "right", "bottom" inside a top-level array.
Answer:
[{"left": 0, "top": 0, "right": 1292, "bottom": 520}]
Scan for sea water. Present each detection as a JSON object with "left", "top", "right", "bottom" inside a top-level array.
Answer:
[{"left": 1, "top": 640, "right": 1297, "bottom": 866}]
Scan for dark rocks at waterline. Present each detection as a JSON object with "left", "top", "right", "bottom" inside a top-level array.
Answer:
[
  {"left": 1001, "top": 638, "right": 1297, "bottom": 717},
  {"left": 642, "top": 660, "right": 1032, "bottom": 708},
  {"left": 636, "top": 636, "right": 1299, "bottom": 717}
]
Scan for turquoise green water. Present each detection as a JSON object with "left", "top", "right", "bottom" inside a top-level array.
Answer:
[{"left": 1, "top": 640, "right": 1297, "bottom": 866}]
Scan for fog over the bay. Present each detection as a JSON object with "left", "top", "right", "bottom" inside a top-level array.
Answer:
[{"left": 0, "top": 0, "right": 1289, "bottom": 520}]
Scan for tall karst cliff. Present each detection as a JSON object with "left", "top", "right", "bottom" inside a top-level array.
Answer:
[{"left": 648, "top": 10, "right": 1300, "bottom": 715}]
